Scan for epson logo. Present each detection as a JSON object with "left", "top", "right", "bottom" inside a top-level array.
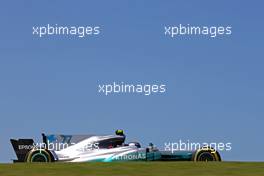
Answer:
[{"left": 18, "top": 145, "right": 34, "bottom": 150}]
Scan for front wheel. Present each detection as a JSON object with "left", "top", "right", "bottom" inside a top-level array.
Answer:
[{"left": 192, "top": 147, "right": 221, "bottom": 161}]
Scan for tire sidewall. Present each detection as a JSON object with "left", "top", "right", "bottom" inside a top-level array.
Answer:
[
  {"left": 192, "top": 148, "right": 221, "bottom": 161},
  {"left": 26, "top": 149, "right": 52, "bottom": 162}
]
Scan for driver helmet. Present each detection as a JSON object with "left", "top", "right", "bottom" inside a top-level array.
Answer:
[{"left": 115, "top": 129, "right": 124, "bottom": 136}]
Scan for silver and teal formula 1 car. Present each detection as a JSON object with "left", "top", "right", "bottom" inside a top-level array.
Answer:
[{"left": 10, "top": 130, "right": 221, "bottom": 162}]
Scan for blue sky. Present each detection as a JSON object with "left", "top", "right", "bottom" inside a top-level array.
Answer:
[{"left": 0, "top": 0, "right": 263, "bottom": 162}]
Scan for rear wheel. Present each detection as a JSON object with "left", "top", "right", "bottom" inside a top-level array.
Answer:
[
  {"left": 26, "top": 149, "right": 52, "bottom": 162},
  {"left": 192, "top": 147, "right": 221, "bottom": 161}
]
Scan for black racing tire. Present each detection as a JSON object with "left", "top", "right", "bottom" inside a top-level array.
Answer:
[
  {"left": 26, "top": 149, "right": 53, "bottom": 162},
  {"left": 192, "top": 147, "right": 221, "bottom": 161}
]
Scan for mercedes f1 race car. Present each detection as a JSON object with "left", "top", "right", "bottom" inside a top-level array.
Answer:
[{"left": 10, "top": 130, "right": 221, "bottom": 162}]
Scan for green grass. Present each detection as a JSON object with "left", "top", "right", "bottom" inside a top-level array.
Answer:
[{"left": 0, "top": 162, "right": 264, "bottom": 176}]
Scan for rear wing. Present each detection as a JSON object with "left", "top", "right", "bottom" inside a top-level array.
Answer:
[
  {"left": 10, "top": 133, "right": 47, "bottom": 162},
  {"left": 10, "top": 138, "right": 34, "bottom": 162}
]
